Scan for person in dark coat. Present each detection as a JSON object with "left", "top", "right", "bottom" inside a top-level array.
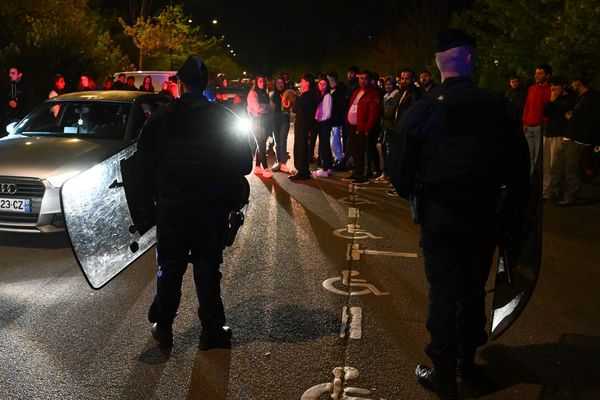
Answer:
[
  {"left": 388, "top": 29, "right": 529, "bottom": 398},
  {"left": 3, "top": 66, "right": 34, "bottom": 136},
  {"left": 137, "top": 55, "right": 253, "bottom": 349},
  {"left": 290, "top": 74, "right": 318, "bottom": 181}
]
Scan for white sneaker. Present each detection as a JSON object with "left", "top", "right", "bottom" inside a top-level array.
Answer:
[
  {"left": 253, "top": 165, "right": 263, "bottom": 175},
  {"left": 312, "top": 168, "right": 332, "bottom": 178},
  {"left": 279, "top": 163, "right": 289, "bottom": 173},
  {"left": 262, "top": 169, "right": 273, "bottom": 178},
  {"left": 271, "top": 163, "right": 281, "bottom": 171}
]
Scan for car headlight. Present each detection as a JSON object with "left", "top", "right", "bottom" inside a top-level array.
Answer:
[
  {"left": 46, "top": 170, "right": 81, "bottom": 188},
  {"left": 236, "top": 116, "right": 252, "bottom": 134}
]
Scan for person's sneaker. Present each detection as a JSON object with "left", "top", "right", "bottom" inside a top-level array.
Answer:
[
  {"left": 198, "top": 326, "right": 233, "bottom": 350},
  {"left": 262, "top": 169, "right": 273, "bottom": 178},
  {"left": 151, "top": 323, "right": 173, "bottom": 348},
  {"left": 253, "top": 165, "right": 263, "bottom": 175},
  {"left": 279, "top": 163, "right": 289, "bottom": 173},
  {"left": 270, "top": 162, "right": 281, "bottom": 172},
  {"left": 374, "top": 174, "right": 389, "bottom": 183},
  {"left": 386, "top": 189, "right": 399, "bottom": 196},
  {"left": 312, "top": 168, "right": 332, "bottom": 178}
]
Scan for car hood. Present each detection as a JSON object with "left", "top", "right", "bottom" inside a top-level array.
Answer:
[{"left": 0, "top": 135, "right": 127, "bottom": 180}]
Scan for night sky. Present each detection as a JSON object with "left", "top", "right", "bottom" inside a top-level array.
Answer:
[{"left": 100, "top": 0, "right": 472, "bottom": 73}]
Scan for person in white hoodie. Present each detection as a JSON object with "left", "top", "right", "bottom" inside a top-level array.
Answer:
[
  {"left": 312, "top": 76, "right": 334, "bottom": 177},
  {"left": 376, "top": 76, "right": 400, "bottom": 183}
]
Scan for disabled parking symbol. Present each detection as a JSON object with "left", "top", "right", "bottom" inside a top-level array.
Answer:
[{"left": 323, "top": 270, "right": 389, "bottom": 296}]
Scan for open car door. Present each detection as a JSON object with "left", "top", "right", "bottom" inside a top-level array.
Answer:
[
  {"left": 60, "top": 143, "right": 156, "bottom": 289},
  {"left": 490, "top": 135, "right": 542, "bottom": 339}
]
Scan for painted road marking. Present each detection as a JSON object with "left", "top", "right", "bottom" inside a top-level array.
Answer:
[
  {"left": 334, "top": 224, "right": 383, "bottom": 240},
  {"left": 323, "top": 270, "right": 389, "bottom": 296},
  {"left": 302, "top": 366, "right": 383, "bottom": 400},
  {"left": 346, "top": 243, "right": 418, "bottom": 260},
  {"left": 340, "top": 306, "right": 363, "bottom": 339},
  {"left": 338, "top": 195, "right": 376, "bottom": 205},
  {"left": 348, "top": 207, "right": 359, "bottom": 218}
]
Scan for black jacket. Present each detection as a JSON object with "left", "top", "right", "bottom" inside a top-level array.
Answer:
[
  {"left": 137, "top": 93, "right": 253, "bottom": 203},
  {"left": 567, "top": 89, "right": 600, "bottom": 145},
  {"left": 543, "top": 93, "right": 576, "bottom": 137},
  {"left": 388, "top": 77, "right": 528, "bottom": 209}
]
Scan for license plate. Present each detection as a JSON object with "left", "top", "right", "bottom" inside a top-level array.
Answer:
[{"left": 0, "top": 197, "right": 31, "bottom": 213}]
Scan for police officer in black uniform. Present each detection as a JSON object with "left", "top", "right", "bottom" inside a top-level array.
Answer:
[
  {"left": 389, "top": 30, "right": 529, "bottom": 398},
  {"left": 137, "top": 55, "right": 253, "bottom": 349}
]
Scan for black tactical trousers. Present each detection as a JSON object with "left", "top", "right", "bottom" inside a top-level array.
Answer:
[
  {"left": 420, "top": 200, "right": 496, "bottom": 365},
  {"left": 149, "top": 196, "right": 229, "bottom": 331}
]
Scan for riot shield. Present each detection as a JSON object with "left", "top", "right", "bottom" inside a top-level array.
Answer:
[
  {"left": 490, "top": 136, "right": 542, "bottom": 339},
  {"left": 60, "top": 143, "right": 156, "bottom": 289}
]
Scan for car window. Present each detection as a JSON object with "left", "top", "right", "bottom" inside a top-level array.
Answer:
[
  {"left": 13, "top": 102, "right": 131, "bottom": 140},
  {"left": 130, "top": 99, "right": 167, "bottom": 138}
]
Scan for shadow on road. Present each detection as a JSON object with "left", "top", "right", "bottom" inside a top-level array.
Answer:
[
  {"left": 478, "top": 333, "right": 600, "bottom": 398},
  {"left": 227, "top": 297, "right": 339, "bottom": 346},
  {"left": 0, "top": 231, "right": 70, "bottom": 249},
  {"left": 188, "top": 348, "right": 232, "bottom": 400}
]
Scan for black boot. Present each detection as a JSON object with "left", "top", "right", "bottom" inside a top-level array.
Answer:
[
  {"left": 198, "top": 325, "right": 232, "bottom": 350},
  {"left": 151, "top": 322, "right": 173, "bottom": 348},
  {"left": 416, "top": 362, "right": 458, "bottom": 399}
]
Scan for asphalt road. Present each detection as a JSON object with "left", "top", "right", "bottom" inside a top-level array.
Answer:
[{"left": 1, "top": 163, "right": 599, "bottom": 399}]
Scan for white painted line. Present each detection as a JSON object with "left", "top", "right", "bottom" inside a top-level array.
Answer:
[
  {"left": 348, "top": 207, "right": 359, "bottom": 218},
  {"left": 362, "top": 249, "right": 419, "bottom": 258},
  {"left": 346, "top": 243, "right": 418, "bottom": 260},
  {"left": 340, "top": 306, "right": 363, "bottom": 339},
  {"left": 340, "top": 306, "right": 349, "bottom": 338},
  {"left": 349, "top": 307, "right": 362, "bottom": 339}
]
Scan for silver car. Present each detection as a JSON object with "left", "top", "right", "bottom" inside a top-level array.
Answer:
[{"left": 0, "top": 91, "right": 168, "bottom": 233}]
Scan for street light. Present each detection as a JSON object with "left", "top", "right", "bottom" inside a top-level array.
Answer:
[{"left": 212, "top": 19, "right": 218, "bottom": 25}]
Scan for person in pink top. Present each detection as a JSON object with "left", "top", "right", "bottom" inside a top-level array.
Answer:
[{"left": 522, "top": 64, "right": 552, "bottom": 174}]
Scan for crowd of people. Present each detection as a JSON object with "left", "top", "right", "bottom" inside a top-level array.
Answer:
[
  {"left": 3, "top": 61, "right": 599, "bottom": 203},
  {"left": 245, "top": 63, "right": 600, "bottom": 205}
]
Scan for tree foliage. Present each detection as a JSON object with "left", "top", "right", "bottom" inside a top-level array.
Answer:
[
  {"left": 119, "top": 5, "right": 242, "bottom": 78},
  {"left": 0, "top": 0, "right": 127, "bottom": 101},
  {"left": 453, "top": 0, "right": 600, "bottom": 90}
]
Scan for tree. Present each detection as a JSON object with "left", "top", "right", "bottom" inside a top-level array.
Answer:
[
  {"left": 0, "top": 0, "right": 127, "bottom": 101},
  {"left": 119, "top": 15, "right": 163, "bottom": 70},
  {"left": 119, "top": 5, "right": 243, "bottom": 78},
  {"left": 453, "top": 0, "right": 600, "bottom": 90}
]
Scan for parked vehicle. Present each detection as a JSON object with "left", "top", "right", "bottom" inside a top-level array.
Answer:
[{"left": 0, "top": 91, "right": 169, "bottom": 233}]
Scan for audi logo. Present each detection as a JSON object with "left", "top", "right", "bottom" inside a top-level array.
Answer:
[{"left": 0, "top": 183, "right": 17, "bottom": 195}]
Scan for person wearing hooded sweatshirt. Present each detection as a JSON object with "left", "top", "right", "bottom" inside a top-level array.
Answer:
[
  {"left": 374, "top": 76, "right": 400, "bottom": 183},
  {"left": 137, "top": 55, "right": 253, "bottom": 350}
]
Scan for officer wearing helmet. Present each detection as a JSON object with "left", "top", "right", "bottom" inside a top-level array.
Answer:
[{"left": 137, "top": 55, "right": 253, "bottom": 349}]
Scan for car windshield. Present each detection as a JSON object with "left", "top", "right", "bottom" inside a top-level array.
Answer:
[{"left": 13, "top": 101, "right": 131, "bottom": 140}]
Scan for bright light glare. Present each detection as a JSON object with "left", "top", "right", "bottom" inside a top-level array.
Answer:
[
  {"left": 212, "top": 19, "right": 218, "bottom": 24},
  {"left": 236, "top": 117, "right": 252, "bottom": 135},
  {"left": 46, "top": 170, "right": 81, "bottom": 188}
]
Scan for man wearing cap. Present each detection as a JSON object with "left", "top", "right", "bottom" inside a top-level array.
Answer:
[
  {"left": 389, "top": 29, "right": 528, "bottom": 397},
  {"left": 137, "top": 55, "right": 253, "bottom": 350}
]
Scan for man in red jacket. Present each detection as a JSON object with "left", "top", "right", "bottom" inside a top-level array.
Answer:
[
  {"left": 522, "top": 64, "right": 552, "bottom": 174},
  {"left": 343, "top": 70, "right": 381, "bottom": 184}
]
